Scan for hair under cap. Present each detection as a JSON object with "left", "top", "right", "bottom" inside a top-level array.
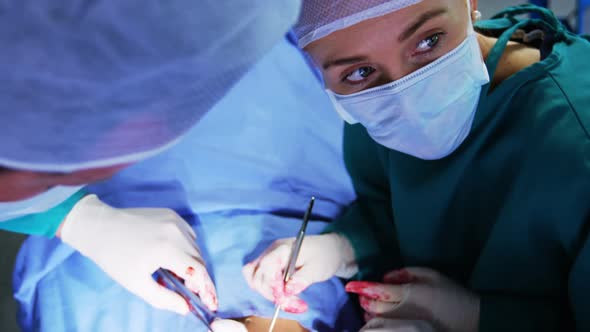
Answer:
[{"left": 294, "top": 0, "right": 422, "bottom": 48}]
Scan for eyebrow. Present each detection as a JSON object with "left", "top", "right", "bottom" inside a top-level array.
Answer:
[
  {"left": 322, "top": 56, "right": 368, "bottom": 70},
  {"left": 398, "top": 8, "right": 448, "bottom": 42},
  {"left": 321, "top": 8, "right": 448, "bottom": 71}
]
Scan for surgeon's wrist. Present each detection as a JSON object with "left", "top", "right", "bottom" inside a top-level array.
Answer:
[
  {"left": 59, "top": 194, "right": 108, "bottom": 251},
  {"left": 328, "top": 233, "right": 359, "bottom": 278},
  {"left": 55, "top": 194, "right": 94, "bottom": 239}
]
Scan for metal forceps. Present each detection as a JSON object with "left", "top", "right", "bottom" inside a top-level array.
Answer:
[
  {"left": 268, "top": 197, "right": 315, "bottom": 332},
  {"left": 156, "top": 268, "right": 217, "bottom": 331}
]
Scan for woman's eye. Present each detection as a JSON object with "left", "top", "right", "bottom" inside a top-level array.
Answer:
[
  {"left": 416, "top": 33, "right": 442, "bottom": 53},
  {"left": 344, "top": 66, "right": 376, "bottom": 83}
]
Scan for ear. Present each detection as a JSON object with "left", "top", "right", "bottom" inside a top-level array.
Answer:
[{"left": 470, "top": 0, "right": 481, "bottom": 22}]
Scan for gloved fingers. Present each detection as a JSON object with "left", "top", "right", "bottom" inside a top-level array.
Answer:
[
  {"left": 279, "top": 294, "right": 309, "bottom": 314},
  {"left": 170, "top": 213, "right": 197, "bottom": 241},
  {"left": 345, "top": 281, "right": 405, "bottom": 302},
  {"left": 359, "top": 295, "right": 400, "bottom": 316},
  {"left": 154, "top": 214, "right": 201, "bottom": 257},
  {"left": 284, "top": 258, "right": 327, "bottom": 296},
  {"left": 242, "top": 239, "right": 287, "bottom": 289},
  {"left": 172, "top": 221, "right": 198, "bottom": 244},
  {"left": 162, "top": 250, "right": 218, "bottom": 312},
  {"left": 267, "top": 269, "right": 309, "bottom": 314},
  {"left": 284, "top": 275, "right": 311, "bottom": 297},
  {"left": 383, "top": 269, "right": 419, "bottom": 284},
  {"left": 241, "top": 260, "right": 262, "bottom": 296},
  {"left": 136, "top": 276, "right": 190, "bottom": 315},
  {"left": 244, "top": 238, "right": 294, "bottom": 269},
  {"left": 364, "top": 311, "right": 377, "bottom": 323},
  {"left": 261, "top": 264, "right": 288, "bottom": 302},
  {"left": 159, "top": 209, "right": 197, "bottom": 242},
  {"left": 389, "top": 267, "right": 441, "bottom": 283},
  {"left": 184, "top": 264, "right": 218, "bottom": 312},
  {"left": 250, "top": 243, "right": 292, "bottom": 301},
  {"left": 242, "top": 258, "right": 276, "bottom": 301},
  {"left": 244, "top": 238, "right": 293, "bottom": 268},
  {"left": 125, "top": 208, "right": 197, "bottom": 241},
  {"left": 174, "top": 232, "right": 203, "bottom": 261}
]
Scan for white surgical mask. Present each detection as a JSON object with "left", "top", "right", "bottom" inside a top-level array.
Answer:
[
  {"left": 0, "top": 185, "right": 83, "bottom": 222},
  {"left": 326, "top": 12, "right": 489, "bottom": 160}
]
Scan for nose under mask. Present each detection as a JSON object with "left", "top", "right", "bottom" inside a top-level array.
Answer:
[{"left": 325, "top": 2, "right": 490, "bottom": 160}]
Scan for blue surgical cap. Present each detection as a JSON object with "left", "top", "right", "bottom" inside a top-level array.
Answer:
[{"left": 0, "top": 0, "right": 301, "bottom": 172}]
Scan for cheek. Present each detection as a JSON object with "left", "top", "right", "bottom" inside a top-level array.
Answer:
[
  {"left": 0, "top": 164, "right": 131, "bottom": 202},
  {"left": 52, "top": 164, "right": 131, "bottom": 185},
  {"left": 322, "top": 73, "right": 343, "bottom": 93},
  {"left": 0, "top": 173, "right": 52, "bottom": 202},
  {"left": 0, "top": 187, "right": 49, "bottom": 202}
]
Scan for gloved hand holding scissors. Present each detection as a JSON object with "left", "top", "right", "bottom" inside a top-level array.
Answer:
[
  {"left": 346, "top": 267, "right": 480, "bottom": 332},
  {"left": 242, "top": 232, "right": 358, "bottom": 313},
  {"left": 58, "top": 194, "right": 218, "bottom": 315}
]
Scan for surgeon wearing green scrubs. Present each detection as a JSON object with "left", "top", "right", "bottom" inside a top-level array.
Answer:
[{"left": 243, "top": 1, "right": 590, "bottom": 331}]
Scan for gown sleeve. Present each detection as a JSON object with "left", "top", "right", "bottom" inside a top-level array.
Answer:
[
  {"left": 323, "top": 124, "right": 401, "bottom": 280},
  {"left": 0, "top": 190, "right": 86, "bottom": 237}
]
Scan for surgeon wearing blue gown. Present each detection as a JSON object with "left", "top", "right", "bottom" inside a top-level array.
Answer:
[{"left": 0, "top": 0, "right": 301, "bottom": 317}]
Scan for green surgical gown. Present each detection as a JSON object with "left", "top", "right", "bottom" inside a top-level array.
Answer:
[{"left": 325, "top": 5, "right": 590, "bottom": 331}]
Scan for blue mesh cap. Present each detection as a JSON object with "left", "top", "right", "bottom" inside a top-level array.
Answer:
[{"left": 0, "top": 0, "right": 301, "bottom": 172}]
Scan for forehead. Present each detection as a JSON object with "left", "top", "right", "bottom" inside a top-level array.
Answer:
[{"left": 304, "top": 0, "right": 467, "bottom": 60}]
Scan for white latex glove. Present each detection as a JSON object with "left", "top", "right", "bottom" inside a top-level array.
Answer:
[
  {"left": 346, "top": 268, "right": 480, "bottom": 332},
  {"left": 360, "top": 318, "right": 436, "bottom": 332},
  {"left": 242, "top": 233, "right": 357, "bottom": 313},
  {"left": 59, "top": 194, "right": 218, "bottom": 315}
]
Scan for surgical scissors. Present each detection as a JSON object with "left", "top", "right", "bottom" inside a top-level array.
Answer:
[
  {"left": 156, "top": 268, "right": 217, "bottom": 331},
  {"left": 268, "top": 197, "right": 315, "bottom": 332}
]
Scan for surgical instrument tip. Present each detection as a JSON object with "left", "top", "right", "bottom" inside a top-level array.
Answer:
[
  {"left": 156, "top": 269, "right": 216, "bottom": 331},
  {"left": 267, "top": 197, "right": 315, "bottom": 332}
]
